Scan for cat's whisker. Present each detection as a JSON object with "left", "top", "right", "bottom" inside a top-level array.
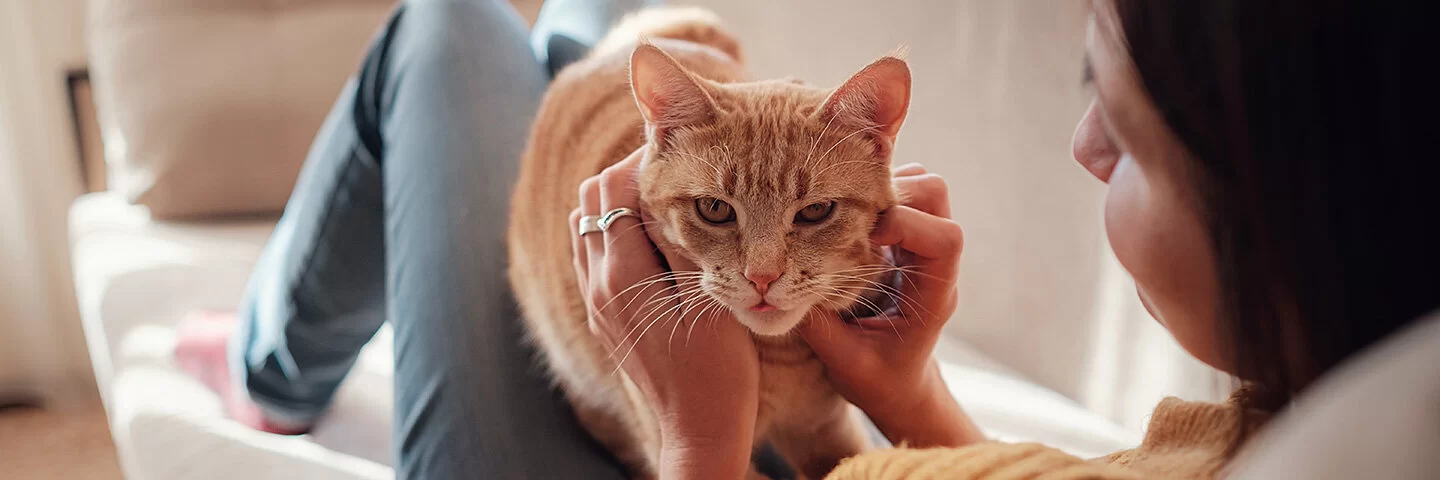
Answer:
[
  {"left": 812, "top": 287, "right": 905, "bottom": 342},
  {"left": 641, "top": 291, "right": 711, "bottom": 360},
  {"left": 606, "top": 219, "right": 661, "bottom": 241},
  {"left": 606, "top": 289, "right": 684, "bottom": 355},
  {"left": 848, "top": 266, "right": 940, "bottom": 312},
  {"left": 809, "top": 287, "right": 868, "bottom": 315},
  {"left": 824, "top": 265, "right": 947, "bottom": 317},
  {"left": 813, "top": 125, "right": 883, "bottom": 173},
  {"left": 610, "top": 310, "right": 670, "bottom": 375},
  {"left": 630, "top": 282, "right": 705, "bottom": 318},
  {"left": 821, "top": 273, "right": 935, "bottom": 321},
  {"left": 824, "top": 276, "right": 926, "bottom": 328},
  {"left": 668, "top": 292, "right": 716, "bottom": 355},
  {"left": 609, "top": 277, "right": 706, "bottom": 333},
  {"left": 803, "top": 105, "right": 843, "bottom": 171},
  {"left": 685, "top": 299, "right": 723, "bottom": 347},
  {"left": 612, "top": 289, "right": 705, "bottom": 373},
  {"left": 681, "top": 298, "right": 723, "bottom": 348},
  {"left": 831, "top": 264, "right": 948, "bottom": 284},
  {"left": 601, "top": 270, "right": 703, "bottom": 313},
  {"left": 817, "top": 283, "right": 890, "bottom": 322},
  {"left": 813, "top": 158, "right": 886, "bottom": 181},
  {"left": 673, "top": 150, "right": 725, "bottom": 184},
  {"left": 606, "top": 283, "right": 708, "bottom": 361},
  {"left": 803, "top": 302, "right": 835, "bottom": 341}
]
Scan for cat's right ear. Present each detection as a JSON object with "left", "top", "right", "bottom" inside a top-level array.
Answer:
[
  {"left": 817, "top": 56, "right": 912, "bottom": 155},
  {"left": 631, "top": 43, "right": 719, "bottom": 140}
]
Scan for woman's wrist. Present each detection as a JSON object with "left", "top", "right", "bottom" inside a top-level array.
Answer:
[
  {"left": 651, "top": 378, "right": 758, "bottom": 480},
  {"left": 867, "top": 363, "right": 985, "bottom": 448},
  {"left": 659, "top": 431, "right": 752, "bottom": 480},
  {"left": 658, "top": 411, "right": 755, "bottom": 480}
]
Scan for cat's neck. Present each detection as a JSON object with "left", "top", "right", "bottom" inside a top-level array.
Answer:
[{"left": 752, "top": 333, "right": 817, "bottom": 366}]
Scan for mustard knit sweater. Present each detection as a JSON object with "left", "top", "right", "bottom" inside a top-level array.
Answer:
[{"left": 828, "top": 393, "right": 1267, "bottom": 480}]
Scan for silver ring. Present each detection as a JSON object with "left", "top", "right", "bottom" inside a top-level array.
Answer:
[
  {"left": 578, "top": 215, "right": 602, "bottom": 236},
  {"left": 597, "top": 207, "right": 641, "bottom": 231},
  {"left": 578, "top": 207, "right": 641, "bottom": 237}
]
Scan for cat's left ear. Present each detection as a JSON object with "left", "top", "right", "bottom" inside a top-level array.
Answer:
[{"left": 817, "top": 56, "right": 912, "bottom": 153}]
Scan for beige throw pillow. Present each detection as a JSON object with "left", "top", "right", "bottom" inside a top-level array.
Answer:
[{"left": 88, "top": 0, "right": 395, "bottom": 219}]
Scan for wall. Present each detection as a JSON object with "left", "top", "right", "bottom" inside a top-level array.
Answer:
[{"left": 0, "top": 0, "right": 96, "bottom": 407}]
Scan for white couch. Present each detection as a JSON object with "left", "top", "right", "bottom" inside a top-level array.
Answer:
[
  {"left": 71, "top": 0, "right": 1139, "bottom": 478},
  {"left": 71, "top": 191, "right": 1136, "bottom": 478}
]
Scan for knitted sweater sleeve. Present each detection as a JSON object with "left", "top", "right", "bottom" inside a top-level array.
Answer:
[
  {"left": 825, "top": 394, "right": 1262, "bottom": 480},
  {"left": 825, "top": 443, "right": 1139, "bottom": 480}
]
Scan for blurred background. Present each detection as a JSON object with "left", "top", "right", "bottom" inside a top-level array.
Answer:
[{"left": 0, "top": 0, "right": 1222, "bottom": 478}]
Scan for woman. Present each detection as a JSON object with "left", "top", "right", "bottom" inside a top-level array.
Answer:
[
  {"left": 575, "top": 0, "right": 1438, "bottom": 478},
  {"left": 179, "top": 0, "right": 1438, "bottom": 477}
]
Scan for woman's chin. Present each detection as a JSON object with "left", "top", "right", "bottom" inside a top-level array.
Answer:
[{"left": 1136, "top": 286, "right": 1164, "bottom": 326}]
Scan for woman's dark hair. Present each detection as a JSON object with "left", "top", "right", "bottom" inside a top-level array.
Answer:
[{"left": 1110, "top": 0, "right": 1439, "bottom": 409}]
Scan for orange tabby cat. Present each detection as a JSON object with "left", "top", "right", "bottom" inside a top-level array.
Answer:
[{"left": 508, "top": 7, "right": 910, "bottom": 479}]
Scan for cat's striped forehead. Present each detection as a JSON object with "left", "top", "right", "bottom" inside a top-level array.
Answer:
[{"left": 660, "top": 91, "right": 893, "bottom": 210}]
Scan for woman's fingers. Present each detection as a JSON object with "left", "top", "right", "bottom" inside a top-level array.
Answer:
[
  {"left": 569, "top": 208, "right": 589, "bottom": 289},
  {"left": 871, "top": 206, "right": 964, "bottom": 263},
  {"left": 892, "top": 173, "right": 952, "bottom": 219},
  {"left": 598, "top": 149, "right": 666, "bottom": 294},
  {"left": 871, "top": 205, "right": 963, "bottom": 308},
  {"left": 578, "top": 175, "right": 604, "bottom": 274},
  {"left": 892, "top": 163, "right": 928, "bottom": 177}
]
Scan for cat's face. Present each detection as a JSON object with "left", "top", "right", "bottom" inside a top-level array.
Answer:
[{"left": 632, "top": 45, "right": 910, "bottom": 336}]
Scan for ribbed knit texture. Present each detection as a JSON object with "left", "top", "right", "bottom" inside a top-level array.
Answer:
[{"left": 828, "top": 393, "right": 1265, "bottom": 479}]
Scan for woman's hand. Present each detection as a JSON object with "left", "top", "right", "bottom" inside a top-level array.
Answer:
[
  {"left": 571, "top": 147, "right": 757, "bottom": 479},
  {"left": 798, "top": 163, "right": 985, "bottom": 448}
]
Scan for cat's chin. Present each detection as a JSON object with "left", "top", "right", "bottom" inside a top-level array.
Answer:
[{"left": 732, "top": 307, "right": 808, "bottom": 337}]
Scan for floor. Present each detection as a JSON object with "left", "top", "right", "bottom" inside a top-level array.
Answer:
[{"left": 0, "top": 404, "right": 123, "bottom": 479}]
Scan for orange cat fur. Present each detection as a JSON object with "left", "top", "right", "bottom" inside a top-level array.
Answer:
[{"left": 508, "top": 7, "right": 911, "bottom": 479}]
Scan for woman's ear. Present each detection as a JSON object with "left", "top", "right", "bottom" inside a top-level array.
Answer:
[
  {"left": 631, "top": 43, "right": 719, "bottom": 140},
  {"left": 817, "top": 56, "right": 912, "bottom": 149}
]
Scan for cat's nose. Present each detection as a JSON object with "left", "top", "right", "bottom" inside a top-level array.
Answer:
[{"left": 745, "top": 271, "right": 781, "bottom": 295}]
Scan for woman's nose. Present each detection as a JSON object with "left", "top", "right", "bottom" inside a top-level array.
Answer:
[{"left": 1072, "top": 100, "right": 1119, "bottom": 183}]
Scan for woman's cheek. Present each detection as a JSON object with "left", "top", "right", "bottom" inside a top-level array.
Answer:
[
  {"left": 1103, "top": 155, "right": 1227, "bottom": 372},
  {"left": 1103, "top": 156, "right": 1156, "bottom": 301}
]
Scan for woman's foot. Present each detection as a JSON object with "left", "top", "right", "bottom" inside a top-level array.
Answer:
[{"left": 174, "top": 311, "right": 313, "bottom": 435}]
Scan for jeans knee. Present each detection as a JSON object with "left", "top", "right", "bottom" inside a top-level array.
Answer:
[{"left": 395, "top": 0, "right": 535, "bottom": 68}]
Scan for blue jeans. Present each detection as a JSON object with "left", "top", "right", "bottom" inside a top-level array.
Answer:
[{"left": 231, "top": 0, "right": 646, "bottom": 477}]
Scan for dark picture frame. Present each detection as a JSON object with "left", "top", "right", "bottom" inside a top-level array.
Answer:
[{"left": 65, "top": 68, "right": 106, "bottom": 193}]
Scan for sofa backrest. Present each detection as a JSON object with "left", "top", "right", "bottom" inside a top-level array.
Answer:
[{"left": 88, "top": 0, "right": 396, "bottom": 219}]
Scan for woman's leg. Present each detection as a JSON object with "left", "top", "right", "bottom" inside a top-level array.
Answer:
[
  {"left": 229, "top": 0, "right": 642, "bottom": 476},
  {"left": 530, "top": 0, "right": 660, "bottom": 75},
  {"left": 376, "top": 1, "right": 625, "bottom": 477}
]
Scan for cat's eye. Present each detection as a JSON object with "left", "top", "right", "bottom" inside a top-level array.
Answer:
[
  {"left": 696, "top": 197, "right": 736, "bottom": 224},
  {"left": 795, "top": 201, "right": 836, "bottom": 224}
]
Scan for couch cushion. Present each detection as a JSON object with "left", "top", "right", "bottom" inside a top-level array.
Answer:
[
  {"left": 70, "top": 193, "right": 395, "bottom": 479},
  {"left": 88, "top": 0, "right": 396, "bottom": 219}
]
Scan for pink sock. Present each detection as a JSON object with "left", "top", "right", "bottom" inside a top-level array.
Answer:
[{"left": 174, "top": 311, "right": 312, "bottom": 435}]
